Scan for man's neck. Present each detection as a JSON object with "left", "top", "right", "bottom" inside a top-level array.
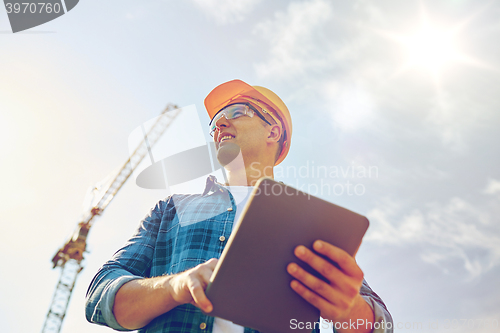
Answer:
[{"left": 223, "top": 153, "right": 274, "bottom": 186}]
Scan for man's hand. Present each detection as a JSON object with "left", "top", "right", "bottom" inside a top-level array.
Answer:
[
  {"left": 168, "top": 258, "right": 218, "bottom": 313},
  {"left": 287, "top": 240, "right": 374, "bottom": 333},
  {"left": 114, "top": 258, "right": 218, "bottom": 330}
]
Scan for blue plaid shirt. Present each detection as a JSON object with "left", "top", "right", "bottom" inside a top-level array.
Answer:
[{"left": 85, "top": 176, "right": 392, "bottom": 333}]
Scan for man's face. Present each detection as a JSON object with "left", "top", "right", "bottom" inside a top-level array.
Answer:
[{"left": 212, "top": 105, "right": 270, "bottom": 166}]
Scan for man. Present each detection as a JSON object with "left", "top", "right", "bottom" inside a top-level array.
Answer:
[{"left": 86, "top": 79, "right": 392, "bottom": 333}]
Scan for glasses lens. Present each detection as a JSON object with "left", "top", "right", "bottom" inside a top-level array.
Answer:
[
  {"left": 224, "top": 104, "right": 248, "bottom": 118},
  {"left": 209, "top": 104, "right": 251, "bottom": 135}
]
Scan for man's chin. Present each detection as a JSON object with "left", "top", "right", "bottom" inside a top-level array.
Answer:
[{"left": 216, "top": 142, "right": 241, "bottom": 166}]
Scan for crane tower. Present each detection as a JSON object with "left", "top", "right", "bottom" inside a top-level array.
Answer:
[{"left": 41, "top": 104, "right": 181, "bottom": 333}]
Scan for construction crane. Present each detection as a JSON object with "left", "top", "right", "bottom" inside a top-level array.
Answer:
[{"left": 41, "top": 104, "right": 181, "bottom": 333}]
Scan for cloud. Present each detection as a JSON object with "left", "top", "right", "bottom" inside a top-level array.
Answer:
[
  {"left": 365, "top": 193, "right": 500, "bottom": 279},
  {"left": 252, "top": 0, "right": 397, "bottom": 82},
  {"left": 322, "top": 81, "right": 376, "bottom": 132},
  {"left": 253, "top": 0, "right": 500, "bottom": 159},
  {"left": 484, "top": 178, "right": 500, "bottom": 195},
  {"left": 423, "top": 88, "right": 490, "bottom": 153},
  {"left": 191, "top": 0, "right": 262, "bottom": 25},
  {"left": 253, "top": 0, "right": 335, "bottom": 79}
]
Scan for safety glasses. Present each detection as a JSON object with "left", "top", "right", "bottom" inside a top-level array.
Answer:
[{"left": 209, "top": 103, "right": 272, "bottom": 137}]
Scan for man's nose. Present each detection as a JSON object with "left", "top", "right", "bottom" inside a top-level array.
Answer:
[{"left": 214, "top": 115, "right": 230, "bottom": 132}]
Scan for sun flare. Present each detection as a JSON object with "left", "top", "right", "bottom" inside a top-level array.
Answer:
[{"left": 401, "top": 24, "right": 460, "bottom": 74}]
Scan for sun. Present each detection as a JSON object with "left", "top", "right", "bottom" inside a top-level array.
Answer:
[
  {"left": 367, "top": 3, "right": 494, "bottom": 108},
  {"left": 372, "top": 5, "right": 486, "bottom": 79},
  {"left": 400, "top": 23, "right": 461, "bottom": 74}
]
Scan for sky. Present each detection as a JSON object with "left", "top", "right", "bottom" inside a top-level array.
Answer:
[{"left": 1, "top": 0, "right": 500, "bottom": 332}]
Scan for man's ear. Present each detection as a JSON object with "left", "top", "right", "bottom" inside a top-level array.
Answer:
[{"left": 267, "top": 124, "right": 282, "bottom": 144}]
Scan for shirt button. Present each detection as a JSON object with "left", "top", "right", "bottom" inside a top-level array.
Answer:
[
  {"left": 200, "top": 322, "right": 207, "bottom": 330},
  {"left": 219, "top": 236, "right": 226, "bottom": 242},
  {"left": 227, "top": 207, "right": 233, "bottom": 211}
]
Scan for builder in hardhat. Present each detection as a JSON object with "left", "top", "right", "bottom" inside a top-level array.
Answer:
[
  {"left": 204, "top": 79, "right": 292, "bottom": 186},
  {"left": 205, "top": 80, "right": 389, "bottom": 331},
  {"left": 86, "top": 80, "right": 392, "bottom": 333}
]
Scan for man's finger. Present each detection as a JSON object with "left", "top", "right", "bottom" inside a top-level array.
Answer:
[
  {"left": 287, "top": 262, "right": 337, "bottom": 301},
  {"left": 204, "top": 258, "right": 219, "bottom": 268},
  {"left": 197, "top": 259, "right": 218, "bottom": 285},
  {"left": 188, "top": 280, "right": 213, "bottom": 313},
  {"left": 289, "top": 279, "right": 340, "bottom": 318},
  {"left": 293, "top": 245, "right": 343, "bottom": 284},
  {"left": 311, "top": 241, "right": 363, "bottom": 279}
]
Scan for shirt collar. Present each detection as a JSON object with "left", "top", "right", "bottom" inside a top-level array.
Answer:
[{"left": 202, "top": 175, "right": 226, "bottom": 196}]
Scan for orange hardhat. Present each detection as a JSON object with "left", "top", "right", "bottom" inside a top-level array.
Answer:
[{"left": 204, "top": 79, "right": 292, "bottom": 165}]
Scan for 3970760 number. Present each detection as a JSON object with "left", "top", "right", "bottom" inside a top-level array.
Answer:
[{"left": 5, "top": 2, "right": 62, "bottom": 14}]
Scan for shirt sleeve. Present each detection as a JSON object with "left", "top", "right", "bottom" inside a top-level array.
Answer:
[
  {"left": 360, "top": 279, "right": 393, "bottom": 333},
  {"left": 85, "top": 199, "right": 169, "bottom": 331},
  {"left": 311, "top": 279, "right": 393, "bottom": 333}
]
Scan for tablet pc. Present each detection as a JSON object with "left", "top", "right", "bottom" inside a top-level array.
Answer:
[{"left": 205, "top": 177, "right": 369, "bottom": 333}]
